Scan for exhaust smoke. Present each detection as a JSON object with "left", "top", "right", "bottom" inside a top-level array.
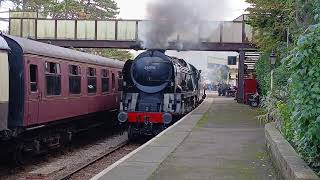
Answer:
[{"left": 140, "top": 0, "right": 231, "bottom": 50}]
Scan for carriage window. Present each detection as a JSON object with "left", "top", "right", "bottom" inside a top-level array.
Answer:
[
  {"left": 101, "top": 69, "right": 109, "bottom": 93},
  {"left": 45, "top": 62, "right": 61, "bottom": 96},
  {"left": 69, "top": 65, "right": 81, "bottom": 94},
  {"left": 111, "top": 73, "right": 115, "bottom": 90},
  {"left": 87, "top": 67, "right": 97, "bottom": 94},
  {"left": 118, "top": 71, "right": 123, "bottom": 91},
  {"left": 30, "top": 64, "right": 38, "bottom": 92}
]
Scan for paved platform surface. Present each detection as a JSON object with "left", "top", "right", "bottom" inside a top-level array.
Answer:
[
  {"left": 150, "top": 96, "right": 277, "bottom": 180},
  {"left": 92, "top": 95, "right": 277, "bottom": 180}
]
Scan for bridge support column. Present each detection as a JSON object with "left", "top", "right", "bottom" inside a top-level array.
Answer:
[{"left": 237, "top": 50, "right": 245, "bottom": 103}]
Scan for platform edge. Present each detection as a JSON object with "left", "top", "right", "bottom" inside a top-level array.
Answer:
[{"left": 265, "top": 122, "right": 319, "bottom": 180}]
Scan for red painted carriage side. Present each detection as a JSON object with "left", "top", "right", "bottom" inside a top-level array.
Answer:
[{"left": 23, "top": 54, "right": 122, "bottom": 127}]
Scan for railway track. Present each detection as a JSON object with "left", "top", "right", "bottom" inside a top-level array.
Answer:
[
  {"left": 0, "top": 130, "right": 131, "bottom": 180},
  {"left": 58, "top": 140, "right": 129, "bottom": 180}
]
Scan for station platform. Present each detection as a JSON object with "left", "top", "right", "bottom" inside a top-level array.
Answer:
[{"left": 91, "top": 93, "right": 277, "bottom": 180}]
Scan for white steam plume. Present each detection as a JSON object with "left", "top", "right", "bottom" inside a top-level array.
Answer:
[{"left": 140, "top": 0, "right": 231, "bottom": 49}]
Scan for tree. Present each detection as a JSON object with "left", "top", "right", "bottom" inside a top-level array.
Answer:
[
  {"left": 246, "top": 0, "right": 320, "bottom": 54},
  {"left": 79, "top": 0, "right": 119, "bottom": 19},
  {"left": 7, "top": 0, "right": 53, "bottom": 11},
  {"left": 6, "top": 0, "right": 132, "bottom": 60},
  {"left": 245, "top": 0, "right": 294, "bottom": 53},
  {"left": 5, "top": 0, "right": 119, "bottom": 19},
  {"left": 49, "top": 0, "right": 119, "bottom": 19},
  {"left": 81, "top": 48, "right": 133, "bottom": 61}
]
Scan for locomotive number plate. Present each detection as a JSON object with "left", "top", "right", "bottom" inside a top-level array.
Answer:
[{"left": 144, "top": 66, "right": 156, "bottom": 70}]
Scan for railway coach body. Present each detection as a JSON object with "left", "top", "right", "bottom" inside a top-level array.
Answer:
[
  {"left": 119, "top": 49, "right": 205, "bottom": 139},
  {"left": 2, "top": 35, "right": 124, "bottom": 133},
  {"left": 0, "top": 36, "right": 10, "bottom": 135},
  {"left": 0, "top": 35, "right": 124, "bottom": 161}
]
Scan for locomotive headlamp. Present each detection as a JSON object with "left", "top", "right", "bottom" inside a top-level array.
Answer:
[
  {"left": 118, "top": 112, "right": 128, "bottom": 123},
  {"left": 163, "top": 113, "right": 172, "bottom": 125}
]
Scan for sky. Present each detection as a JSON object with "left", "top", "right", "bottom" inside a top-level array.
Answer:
[{"left": 114, "top": 0, "right": 249, "bottom": 21}]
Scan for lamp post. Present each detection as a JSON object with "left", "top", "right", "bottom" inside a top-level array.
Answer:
[{"left": 270, "top": 52, "right": 276, "bottom": 91}]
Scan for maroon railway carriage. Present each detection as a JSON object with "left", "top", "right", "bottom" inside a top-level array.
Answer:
[{"left": 0, "top": 35, "right": 124, "bottom": 162}]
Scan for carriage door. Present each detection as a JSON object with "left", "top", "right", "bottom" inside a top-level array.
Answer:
[
  {"left": 111, "top": 72, "right": 117, "bottom": 104},
  {"left": 27, "top": 64, "right": 40, "bottom": 125}
]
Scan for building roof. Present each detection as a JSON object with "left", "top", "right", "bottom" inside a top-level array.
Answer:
[{"left": 4, "top": 35, "right": 124, "bottom": 68}]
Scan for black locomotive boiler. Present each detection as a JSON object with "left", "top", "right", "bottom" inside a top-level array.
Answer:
[{"left": 118, "top": 49, "right": 205, "bottom": 140}]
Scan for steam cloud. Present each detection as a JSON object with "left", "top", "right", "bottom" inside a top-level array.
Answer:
[{"left": 140, "top": 0, "right": 231, "bottom": 49}]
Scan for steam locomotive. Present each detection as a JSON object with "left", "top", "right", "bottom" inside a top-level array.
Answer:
[{"left": 118, "top": 49, "right": 205, "bottom": 140}]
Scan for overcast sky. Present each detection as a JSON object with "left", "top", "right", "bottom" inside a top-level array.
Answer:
[{"left": 115, "top": 0, "right": 249, "bottom": 21}]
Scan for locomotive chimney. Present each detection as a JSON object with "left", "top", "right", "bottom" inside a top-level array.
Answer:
[{"left": 148, "top": 49, "right": 166, "bottom": 54}]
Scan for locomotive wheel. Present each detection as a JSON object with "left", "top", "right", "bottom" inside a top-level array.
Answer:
[{"left": 128, "top": 125, "right": 137, "bottom": 141}]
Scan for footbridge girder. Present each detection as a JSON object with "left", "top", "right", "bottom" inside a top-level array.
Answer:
[{"left": 8, "top": 12, "right": 256, "bottom": 51}]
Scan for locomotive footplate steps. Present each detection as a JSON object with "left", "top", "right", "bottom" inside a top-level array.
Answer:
[{"left": 91, "top": 94, "right": 277, "bottom": 180}]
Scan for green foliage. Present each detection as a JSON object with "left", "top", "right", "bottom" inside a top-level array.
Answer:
[
  {"left": 49, "top": 0, "right": 119, "bottom": 19},
  {"left": 287, "top": 23, "right": 320, "bottom": 168},
  {"left": 246, "top": 0, "right": 320, "bottom": 53},
  {"left": 248, "top": 0, "right": 320, "bottom": 173},
  {"left": 7, "top": 0, "right": 119, "bottom": 19},
  {"left": 255, "top": 53, "right": 289, "bottom": 96},
  {"left": 273, "top": 63, "right": 290, "bottom": 93},
  {"left": 255, "top": 54, "right": 271, "bottom": 96},
  {"left": 277, "top": 102, "right": 294, "bottom": 141},
  {"left": 81, "top": 48, "right": 133, "bottom": 61},
  {"left": 246, "top": 0, "right": 294, "bottom": 53},
  {"left": 257, "top": 92, "right": 280, "bottom": 124},
  {"left": 98, "top": 49, "right": 133, "bottom": 61}
]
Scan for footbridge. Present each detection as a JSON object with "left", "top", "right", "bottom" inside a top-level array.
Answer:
[{"left": 8, "top": 12, "right": 255, "bottom": 51}]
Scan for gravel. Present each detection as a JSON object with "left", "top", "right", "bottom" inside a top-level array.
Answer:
[
  {"left": 0, "top": 131, "right": 130, "bottom": 180},
  {"left": 69, "top": 143, "right": 140, "bottom": 180}
]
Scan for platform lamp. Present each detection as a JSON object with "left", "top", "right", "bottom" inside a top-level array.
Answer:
[{"left": 269, "top": 52, "right": 276, "bottom": 91}]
